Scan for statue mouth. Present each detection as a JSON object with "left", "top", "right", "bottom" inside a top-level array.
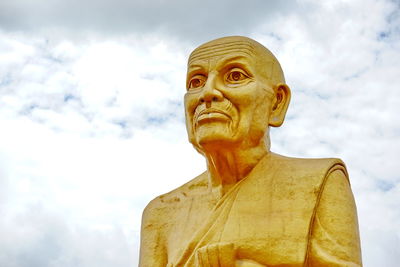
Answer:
[{"left": 194, "top": 108, "right": 230, "bottom": 126}]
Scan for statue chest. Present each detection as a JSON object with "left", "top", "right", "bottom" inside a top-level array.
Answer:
[{"left": 165, "top": 176, "right": 319, "bottom": 266}]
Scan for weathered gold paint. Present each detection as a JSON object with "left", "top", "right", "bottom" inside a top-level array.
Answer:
[{"left": 139, "top": 36, "right": 362, "bottom": 266}]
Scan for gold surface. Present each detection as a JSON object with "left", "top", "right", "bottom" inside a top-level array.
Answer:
[{"left": 139, "top": 36, "right": 362, "bottom": 266}]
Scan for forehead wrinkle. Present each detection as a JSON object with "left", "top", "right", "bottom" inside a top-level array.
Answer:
[
  {"left": 189, "top": 48, "right": 255, "bottom": 65},
  {"left": 191, "top": 43, "right": 254, "bottom": 58},
  {"left": 189, "top": 41, "right": 255, "bottom": 63},
  {"left": 203, "top": 40, "right": 253, "bottom": 46},
  {"left": 192, "top": 40, "right": 254, "bottom": 53},
  {"left": 189, "top": 53, "right": 254, "bottom": 69}
]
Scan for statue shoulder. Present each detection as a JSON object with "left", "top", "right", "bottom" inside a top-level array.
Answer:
[
  {"left": 268, "top": 153, "right": 349, "bottom": 184},
  {"left": 144, "top": 171, "right": 208, "bottom": 211},
  {"left": 270, "top": 152, "right": 347, "bottom": 172}
]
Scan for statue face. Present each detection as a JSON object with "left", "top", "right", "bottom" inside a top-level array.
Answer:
[{"left": 184, "top": 37, "right": 280, "bottom": 152}]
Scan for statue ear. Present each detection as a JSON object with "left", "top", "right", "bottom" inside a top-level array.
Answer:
[{"left": 269, "top": 83, "right": 291, "bottom": 127}]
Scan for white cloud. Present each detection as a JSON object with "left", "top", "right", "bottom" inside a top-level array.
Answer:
[
  {"left": 0, "top": 203, "right": 135, "bottom": 267},
  {"left": 0, "top": 0, "right": 297, "bottom": 43}
]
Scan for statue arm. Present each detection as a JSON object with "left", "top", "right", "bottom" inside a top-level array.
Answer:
[
  {"left": 308, "top": 169, "right": 362, "bottom": 266},
  {"left": 139, "top": 199, "right": 168, "bottom": 267}
]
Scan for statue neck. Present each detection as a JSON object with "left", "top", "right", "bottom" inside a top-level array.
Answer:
[{"left": 203, "top": 139, "right": 269, "bottom": 197}]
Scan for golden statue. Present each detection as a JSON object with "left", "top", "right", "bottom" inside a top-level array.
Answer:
[{"left": 139, "top": 36, "right": 362, "bottom": 266}]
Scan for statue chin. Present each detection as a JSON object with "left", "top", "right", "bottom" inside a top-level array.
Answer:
[{"left": 194, "top": 123, "right": 237, "bottom": 148}]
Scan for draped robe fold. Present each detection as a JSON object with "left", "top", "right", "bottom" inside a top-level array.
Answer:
[{"left": 139, "top": 153, "right": 360, "bottom": 266}]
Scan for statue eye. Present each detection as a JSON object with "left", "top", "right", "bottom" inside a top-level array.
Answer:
[
  {"left": 188, "top": 75, "right": 206, "bottom": 89},
  {"left": 226, "top": 69, "right": 249, "bottom": 83}
]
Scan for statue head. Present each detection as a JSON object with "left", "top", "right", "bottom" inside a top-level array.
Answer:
[{"left": 184, "top": 36, "right": 291, "bottom": 154}]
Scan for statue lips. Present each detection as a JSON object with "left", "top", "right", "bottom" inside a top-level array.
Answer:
[{"left": 194, "top": 108, "right": 231, "bottom": 127}]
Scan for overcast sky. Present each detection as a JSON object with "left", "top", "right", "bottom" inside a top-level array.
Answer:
[{"left": 0, "top": 0, "right": 399, "bottom": 266}]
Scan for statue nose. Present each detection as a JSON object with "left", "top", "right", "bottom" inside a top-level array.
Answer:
[{"left": 199, "top": 77, "right": 224, "bottom": 104}]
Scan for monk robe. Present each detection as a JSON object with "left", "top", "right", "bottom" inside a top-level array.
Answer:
[{"left": 139, "top": 153, "right": 362, "bottom": 266}]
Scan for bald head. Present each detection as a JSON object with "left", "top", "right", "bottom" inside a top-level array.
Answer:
[{"left": 189, "top": 36, "right": 285, "bottom": 86}]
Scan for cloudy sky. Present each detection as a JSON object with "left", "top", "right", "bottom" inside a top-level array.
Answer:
[{"left": 0, "top": 0, "right": 399, "bottom": 266}]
